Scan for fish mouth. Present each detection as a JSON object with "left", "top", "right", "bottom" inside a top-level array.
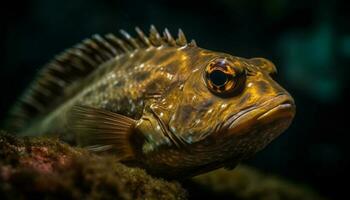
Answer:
[{"left": 223, "top": 94, "right": 296, "bottom": 134}]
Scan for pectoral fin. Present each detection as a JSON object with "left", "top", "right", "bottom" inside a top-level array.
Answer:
[{"left": 68, "top": 105, "right": 136, "bottom": 160}]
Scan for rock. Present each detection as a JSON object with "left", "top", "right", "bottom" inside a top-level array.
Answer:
[
  {"left": 0, "top": 131, "right": 186, "bottom": 200},
  {"left": 192, "top": 166, "right": 326, "bottom": 200}
]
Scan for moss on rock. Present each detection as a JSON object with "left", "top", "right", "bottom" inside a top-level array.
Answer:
[
  {"left": 192, "top": 166, "right": 326, "bottom": 200},
  {"left": 0, "top": 131, "right": 186, "bottom": 200}
]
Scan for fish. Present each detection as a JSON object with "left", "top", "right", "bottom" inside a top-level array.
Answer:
[{"left": 4, "top": 25, "right": 296, "bottom": 178}]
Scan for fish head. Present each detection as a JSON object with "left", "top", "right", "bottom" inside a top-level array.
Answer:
[
  {"left": 166, "top": 52, "right": 296, "bottom": 161},
  {"left": 136, "top": 49, "right": 295, "bottom": 176}
]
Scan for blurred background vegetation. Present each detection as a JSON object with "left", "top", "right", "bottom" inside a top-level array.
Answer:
[{"left": 0, "top": 0, "right": 348, "bottom": 199}]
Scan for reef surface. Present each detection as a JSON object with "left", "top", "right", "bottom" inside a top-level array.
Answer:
[
  {"left": 0, "top": 131, "right": 186, "bottom": 199},
  {"left": 0, "top": 131, "right": 325, "bottom": 200}
]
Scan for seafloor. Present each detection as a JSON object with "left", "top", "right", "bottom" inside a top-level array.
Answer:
[{"left": 0, "top": 131, "right": 325, "bottom": 200}]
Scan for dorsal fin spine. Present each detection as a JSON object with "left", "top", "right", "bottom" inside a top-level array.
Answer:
[
  {"left": 163, "top": 28, "right": 176, "bottom": 46},
  {"left": 83, "top": 38, "right": 110, "bottom": 61},
  {"left": 149, "top": 25, "right": 162, "bottom": 46},
  {"left": 177, "top": 29, "right": 187, "bottom": 46},
  {"left": 72, "top": 46, "right": 99, "bottom": 67},
  {"left": 68, "top": 49, "right": 98, "bottom": 69},
  {"left": 135, "top": 27, "right": 151, "bottom": 47},
  {"left": 92, "top": 34, "right": 118, "bottom": 56},
  {"left": 67, "top": 49, "right": 94, "bottom": 72},
  {"left": 105, "top": 34, "right": 130, "bottom": 53},
  {"left": 119, "top": 29, "right": 140, "bottom": 49}
]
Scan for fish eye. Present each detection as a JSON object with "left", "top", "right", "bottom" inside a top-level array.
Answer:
[
  {"left": 205, "top": 58, "right": 245, "bottom": 97},
  {"left": 209, "top": 70, "right": 228, "bottom": 87}
]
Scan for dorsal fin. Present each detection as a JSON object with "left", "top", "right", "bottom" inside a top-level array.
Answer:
[{"left": 4, "top": 25, "right": 194, "bottom": 132}]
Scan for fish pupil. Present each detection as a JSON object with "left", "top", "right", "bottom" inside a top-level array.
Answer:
[{"left": 210, "top": 70, "right": 228, "bottom": 86}]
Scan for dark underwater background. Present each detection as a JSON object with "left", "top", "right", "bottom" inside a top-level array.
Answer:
[{"left": 0, "top": 0, "right": 348, "bottom": 199}]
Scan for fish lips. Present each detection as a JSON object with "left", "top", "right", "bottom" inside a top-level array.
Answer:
[{"left": 223, "top": 94, "right": 296, "bottom": 136}]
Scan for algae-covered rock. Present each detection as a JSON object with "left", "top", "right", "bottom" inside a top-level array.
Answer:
[
  {"left": 0, "top": 131, "right": 186, "bottom": 200},
  {"left": 192, "top": 166, "right": 325, "bottom": 200}
]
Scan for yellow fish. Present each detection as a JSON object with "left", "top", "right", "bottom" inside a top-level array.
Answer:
[{"left": 5, "top": 26, "right": 296, "bottom": 178}]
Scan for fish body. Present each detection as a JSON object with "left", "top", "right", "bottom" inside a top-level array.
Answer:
[{"left": 5, "top": 26, "right": 295, "bottom": 178}]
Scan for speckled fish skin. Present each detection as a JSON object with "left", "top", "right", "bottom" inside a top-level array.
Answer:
[{"left": 6, "top": 27, "right": 295, "bottom": 178}]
